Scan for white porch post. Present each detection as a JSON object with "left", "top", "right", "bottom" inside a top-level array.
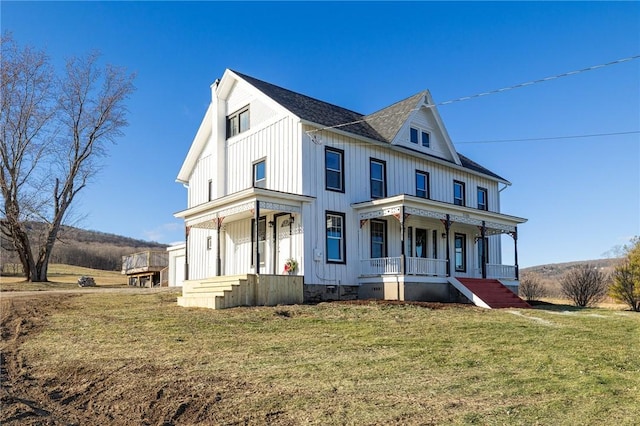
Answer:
[{"left": 254, "top": 200, "right": 261, "bottom": 275}]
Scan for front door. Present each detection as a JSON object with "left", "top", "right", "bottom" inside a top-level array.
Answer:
[{"left": 275, "top": 214, "right": 292, "bottom": 274}]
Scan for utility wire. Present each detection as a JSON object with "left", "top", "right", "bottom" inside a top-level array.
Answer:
[
  {"left": 306, "top": 54, "right": 640, "bottom": 135},
  {"left": 456, "top": 130, "right": 640, "bottom": 144}
]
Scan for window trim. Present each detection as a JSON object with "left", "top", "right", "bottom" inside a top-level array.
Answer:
[
  {"left": 454, "top": 180, "right": 466, "bottom": 206},
  {"left": 454, "top": 233, "right": 466, "bottom": 272},
  {"left": 370, "top": 219, "right": 388, "bottom": 259},
  {"left": 325, "top": 147, "right": 345, "bottom": 193},
  {"left": 253, "top": 159, "right": 266, "bottom": 188},
  {"left": 409, "top": 126, "right": 430, "bottom": 148},
  {"left": 226, "top": 105, "right": 250, "bottom": 138},
  {"left": 415, "top": 170, "right": 430, "bottom": 199},
  {"left": 206, "top": 236, "right": 212, "bottom": 250},
  {"left": 208, "top": 179, "right": 213, "bottom": 202},
  {"left": 370, "top": 158, "right": 387, "bottom": 199},
  {"left": 325, "top": 211, "right": 346, "bottom": 264},
  {"left": 477, "top": 187, "right": 488, "bottom": 211}
]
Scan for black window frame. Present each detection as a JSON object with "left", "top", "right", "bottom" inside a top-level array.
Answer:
[
  {"left": 325, "top": 211, "right": 346, "bottom": 264},
  {"left": 454, "top": 233, "right": 466, "bottom": 272},
  {"left": 454, "top": 180, "right": 466, "bottom": 206},
  {"left": 226, "top": 105, "right": 250, "bottom": 138},
  {"left": 421, "top": 130, "right": 430, "bottom": 148},
  {"left": 370, "top": 158, "right": 387, "bottom": 199},
  {"left": 325, "top": 147, "right": 345, "bottom": 193},
  {"left": 477, "top": 187, "right": 488, "bottom": 211},
  {"left": 410, "top": 127, "right": 419, "bottom": 144},
  {"left": 370, "top": 219, "right": 388, "bottom": 259},
  {"left": 415, "top": 170, "right": 430, "bottom": 199}
]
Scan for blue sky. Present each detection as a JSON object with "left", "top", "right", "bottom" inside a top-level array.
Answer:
[{"left": 2, "top": 1, "right": 639, "bottom": 267}]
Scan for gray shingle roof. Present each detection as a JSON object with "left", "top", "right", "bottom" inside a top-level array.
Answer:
[{"left": 231, "top": 70, "right": 506, "bottom": 182}]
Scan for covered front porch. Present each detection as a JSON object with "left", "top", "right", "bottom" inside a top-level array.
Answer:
[
  {"left": 353, "top": 194, "right": 526, "bottom": 283},
  {"left": 175, "top": 187, "right": 314, "bottom": 280}
]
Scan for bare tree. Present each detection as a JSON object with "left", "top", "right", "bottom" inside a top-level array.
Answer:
[
  {"left": 519, "top": 272, "right": 547, "bottom": 302},
  {"left": 0, "top": 34, "right": 135, "bottom": 282},
  {"left": 560, "top": 264, "right": 609, "bottom": 307}
]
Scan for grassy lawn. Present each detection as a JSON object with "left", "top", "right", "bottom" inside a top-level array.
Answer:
[
  {"left": 14, "top": 291, "right": 640, "bottom": 425},
  {"left": 0, "top": 264, "right": 127, "bottom": 290}
]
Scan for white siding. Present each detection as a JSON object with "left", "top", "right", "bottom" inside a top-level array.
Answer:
[{"left": 394, "top": 107, "right": 455, "bottom": 162}]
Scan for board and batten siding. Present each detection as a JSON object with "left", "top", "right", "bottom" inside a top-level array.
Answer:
[{"left": 300, "top": 124, "right": 504, "bottom": 285}]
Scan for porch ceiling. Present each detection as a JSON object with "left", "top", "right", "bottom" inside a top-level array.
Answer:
[
  {"left": 175, "top": 188, "right": 315, "bottom": 229},
  {"left": 351, "top": 194, "right": 526, "bottom": 234}
]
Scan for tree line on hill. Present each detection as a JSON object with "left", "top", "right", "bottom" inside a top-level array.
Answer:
[{"left": 1, "top": 223, "right": 167, "bottom": 273}]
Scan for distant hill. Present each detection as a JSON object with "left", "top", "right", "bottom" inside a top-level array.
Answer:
[
  {"left": 1, "top": 223, "right": 168, "bottom": 273},
  {"left": 521, "top": 258, "right": 621, "bottom": 297}
]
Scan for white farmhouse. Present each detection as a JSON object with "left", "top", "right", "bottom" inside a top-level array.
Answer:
[{"left": 174, "top": 69, "right": 529, "bottom": 309}]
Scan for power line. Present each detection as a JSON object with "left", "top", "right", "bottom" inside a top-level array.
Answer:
[
  {"left": 306, "top": 54, "right": 640, "bottom": 135},
  {"left": 456, "top": 130, "right": 640, "bottom": 144}
]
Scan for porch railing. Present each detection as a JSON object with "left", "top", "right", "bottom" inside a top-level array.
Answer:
[
  {"left": 487, "top": 264, "right": 517, "bottom": 280},
  {"left": 360, "top": 257, "right": 401, "bottom": 276},
  {"left": 407, "top": 257, "right": 448, "bottom": 277}
]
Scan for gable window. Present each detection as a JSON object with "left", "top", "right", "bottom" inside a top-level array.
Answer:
[
  {"left": 410, "top": 127, "right": 430, "bottom": 148},
  {"left": 326, "top": 212, "right": 345, "bottom": 263},
  {"left": 253, "top": 160, "right": 266, "bottom": 188},
  {"left": 455, "top": 233, "right": 466, "bottom": 272},
  {"left": 477, "top": 187, "right": 488, "bottom": 211},
  {"left": 421, "top": 131, "right": 430, "bottom": 148},
  {"left": 370, "top": 219, "right": 387, "bottom": 258},
  {"left": 415, "top": 170, "right": 430, "bottom": 199},
  {"left": 325, "top": 147, "right": 344, "bottom": 192},
  {"left": 410, "top": 127, "right": 419, "bottom": 144},
  {"left": 226, "top": 106, "right": 250, "bottom": 138},
  {"left": 370, "top": 158, "right": 386, "bottom": 199},
  {"left": 454, "top": 180, "right": 465, "bottom": 206}
]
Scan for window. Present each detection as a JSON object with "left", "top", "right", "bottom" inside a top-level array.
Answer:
[
  {"left": 325, "top": 147, "right": 344, "bottom": 192},
  {"left": 455, "top": 233, "right": 466, "bottom": 272},
  {"left": 208, "top": 179, "right": 213, "bottom": 201},
  {"left": 410, "top": 127, "right": 430, "bottom": 148},
  {"left": 454, "top": 180, "right": 465, "bottom": 206},
  {"left": 207, "top": 236, "right": 212, "bottom": 250},
  {"left": 251, "top": 217, "right": 266, "bottom": 267},
  {"left": 421, "top": 131, "right": 430, "bottom": 148},
  {"left": 253, "top": 160, "right": 266, "bottom": 188},
  {"left": 410, "top": 127, "right": 419, "bottom": 144},
  {"left": 326, "top": 212, "right": 345, "bottom": 263},
  {"left": 370, "top": 219, "right": 387, "bottom": 258},
  {"left": 370, "top": 158, "right": 386, "bottom": 199},
  {"left": 415, "top": 171, "right": 430, "bottom": 199},
  {"left": 226, "top": 106, "right": 250, "bottom": 138},
  {"left": 477, "top": 187, "right": 488, "bottom": 211}
]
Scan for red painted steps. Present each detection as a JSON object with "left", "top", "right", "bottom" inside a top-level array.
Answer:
[{"left": 456, "top": 278, "right": 531, "bottom": 309}]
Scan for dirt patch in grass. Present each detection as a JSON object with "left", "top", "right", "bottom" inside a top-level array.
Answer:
[{"left": 332, "top": 299, "right": 474, "bottom": 310}]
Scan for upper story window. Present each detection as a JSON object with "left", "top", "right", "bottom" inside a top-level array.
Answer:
[
  {"left": 253, "top": 160, "right": 266, "bottom": 188},
  {"left": 325, "top": 147, "right": 344, "bottom": 192},
  {"left": 415, "top": 170, "right": 430, "bottom": 199},
  {"left": 454, "top": 180, "right": 465, "bottom": 206},
  {"left": 226, "top": 105, "right": 250, "bottom": 138},
  {"left": 410, "top": 126, "right": 430, "bottom": 148},
  {"left": 477, "top": 187, "right": 488, "bottom": 211},
  {"left": 370, "top": 158, "right": 387, "bottom": 199}
]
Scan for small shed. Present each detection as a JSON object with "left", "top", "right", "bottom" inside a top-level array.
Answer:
[
  {"left": 166, "top": 243, "right": 186, "bottom": 287},
  {"left": 122, "top": 251, "right": 169, "bottom": 287}
]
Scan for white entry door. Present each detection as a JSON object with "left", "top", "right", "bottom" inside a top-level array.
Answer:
[{"left": 275, "top": 215, "right": 292, "bottom": 274}]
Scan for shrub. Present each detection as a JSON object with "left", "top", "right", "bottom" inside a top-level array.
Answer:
[
  {"left": 609, "top": 237, "right": 640, "bottom": 312},
  {"left": 519, "top": 273, "right": 547, "bottom": 302},
  {"left": 560, "top": 264, "right": 609, "bottom": 307}
]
